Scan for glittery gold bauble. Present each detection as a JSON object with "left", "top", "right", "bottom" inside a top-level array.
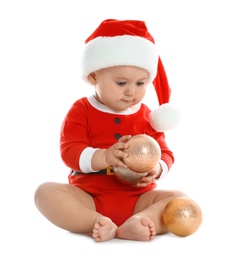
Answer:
[
  {"left": 163, "top": 197, "right": 202, "bottom": 237},
  {"left": 123, "top": 134, "right": 161, "bottom": 173},
  {"left": 113, "top": 166, "right": 148, "bottom": 185}
]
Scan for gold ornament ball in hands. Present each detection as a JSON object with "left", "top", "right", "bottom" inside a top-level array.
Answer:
[
  {"left": 114, "top": 134, "right": 161, "bottom": 185},
  {"left": 163, "top": 197, "right": 203, "bottom": 237},
  {"left": 123, "top": 134, "right": 161, "bottom": 173},
  {"left": 113, "top": 166, "right": 148, "bottom": 185}
]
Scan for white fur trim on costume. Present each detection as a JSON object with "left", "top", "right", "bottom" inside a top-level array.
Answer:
[
  {"left": 79, "top": 147, "right": 99, "bottom": 173},
  {"left": 87, "top": 95, "right": 141, "bottom": 115},
  {"left": 149, "top": 103, "right": 181, "bottom": 132},
  {"left": 159, "top": 160, "right": 168, "bottom": 179},
  {"left": 81, "top": 35, "right": 158, "bottom": 83}
]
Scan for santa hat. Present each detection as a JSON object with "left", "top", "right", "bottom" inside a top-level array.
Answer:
[{"left": 81, "top": 19, "right": 181, "bottom": 131}]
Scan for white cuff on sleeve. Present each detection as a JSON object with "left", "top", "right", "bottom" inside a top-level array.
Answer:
[
  {"left": 79, "top": 147, "right": 99, "bottom": 173},
  {"left": 159, "top": 160, "right": 169, "bottom": 179}
]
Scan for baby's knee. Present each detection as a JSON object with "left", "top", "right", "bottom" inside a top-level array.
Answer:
[
  {"left": 34, "top": 182, "right": 55, "bottom": 206},
  {"left": 170, "top": 190, "right": 187, "bottom": 198},
  {"left": 158, "top": 190, "right": 188, "bottom": 203}
]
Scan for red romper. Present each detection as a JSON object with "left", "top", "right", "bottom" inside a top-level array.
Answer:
[{"left": 60, "top": 95, "right": 174, "bottom": 226}]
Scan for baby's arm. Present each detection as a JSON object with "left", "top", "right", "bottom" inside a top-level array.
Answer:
[{"left": 91, "top": 135, "right": 132, "bottom": 171}]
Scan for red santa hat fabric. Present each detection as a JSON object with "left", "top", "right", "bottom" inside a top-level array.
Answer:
[
  {"left": 81, "top": 19, "right": 171, "bottom": 106},
  {"left": 81, "top": 19, "right": 180, "bottom": 131}
]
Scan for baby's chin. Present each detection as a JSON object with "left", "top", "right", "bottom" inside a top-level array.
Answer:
[
  {"left": 107, "top": 99, "right": 140, "bottom": 112},
  {"left": 121, "top": 99, "right": 140, "bottom": 108}
]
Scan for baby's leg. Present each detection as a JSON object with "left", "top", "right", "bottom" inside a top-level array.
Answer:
[
  {"left": 116, "top": 216, "right": 156, "bottom": 241},
  {"left": 92, "top": 216, "right": 118, "bottom": 242},
  {"left": 34, "top": 182, "right": 102, "bottom": 233},
  {"left": 117, "top": 190, "right": 187, "bottom": 241}
]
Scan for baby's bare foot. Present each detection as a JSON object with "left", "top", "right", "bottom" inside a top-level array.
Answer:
[
  {"left": 92, "top": 216, "right": 118, "bottom": 242},
  {"left": 116, "top": 216, "right": 156, "bottom": 241}
]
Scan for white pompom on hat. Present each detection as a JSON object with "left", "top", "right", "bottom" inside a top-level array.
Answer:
[{"left": 81, "top": 19, "right": 181, "bottom": 131}]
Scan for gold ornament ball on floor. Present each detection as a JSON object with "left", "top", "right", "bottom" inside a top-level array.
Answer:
[
  {"left": 123, "top": 134, "right": 161, "bottom": 173},
  {"left": 163, "top": 197, "right": 202, "bottom": 237}
]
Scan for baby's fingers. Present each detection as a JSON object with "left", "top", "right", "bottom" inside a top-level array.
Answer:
[
  {"left": 114, "top": 141, "right": 129, "bottom": 151},
  {"left": 118, "top": 135, "right": 132, "bottom": 144},
  {"left": 113, "top": 148, "right": 128, "bottom": 160}
]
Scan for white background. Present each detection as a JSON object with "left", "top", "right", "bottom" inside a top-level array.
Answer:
[{"left": 1, "top": 0, "right": 241, "bottom": 259}]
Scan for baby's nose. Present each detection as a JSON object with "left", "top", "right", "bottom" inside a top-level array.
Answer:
[{"left": 125, "top": 85, "right": 135, "bottom": 96}]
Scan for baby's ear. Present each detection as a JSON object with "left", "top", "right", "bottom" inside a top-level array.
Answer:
[{"left": 87, "top": 72, "right": 96, "bottom": 85}]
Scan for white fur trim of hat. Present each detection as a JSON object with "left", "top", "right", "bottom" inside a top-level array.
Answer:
[{"left": 81, "top": 35, "right": 158, "bottom": 83}]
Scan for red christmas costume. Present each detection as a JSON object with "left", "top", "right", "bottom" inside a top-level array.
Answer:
[{"left": 60, "top": 95, "right": 174, "bottom": 226}]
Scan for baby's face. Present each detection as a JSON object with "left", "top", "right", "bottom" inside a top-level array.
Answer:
[{"left": 90, "top": 66, "right": 149, "bottom": 112}]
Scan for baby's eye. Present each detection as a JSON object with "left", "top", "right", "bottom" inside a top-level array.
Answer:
[
  {"left": 136, "top": 82, "right": 145, "bottom": 86},
  {"left": 116, "top": 81, "right": 126, "bottom": 86}
]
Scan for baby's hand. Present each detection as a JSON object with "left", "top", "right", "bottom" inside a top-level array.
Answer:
[
  {"left": 105, "top": 135, "right": 131, "bottom": 168},
  {"left": 134, "top": 163, "right": 162, "bottom": 187}
]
